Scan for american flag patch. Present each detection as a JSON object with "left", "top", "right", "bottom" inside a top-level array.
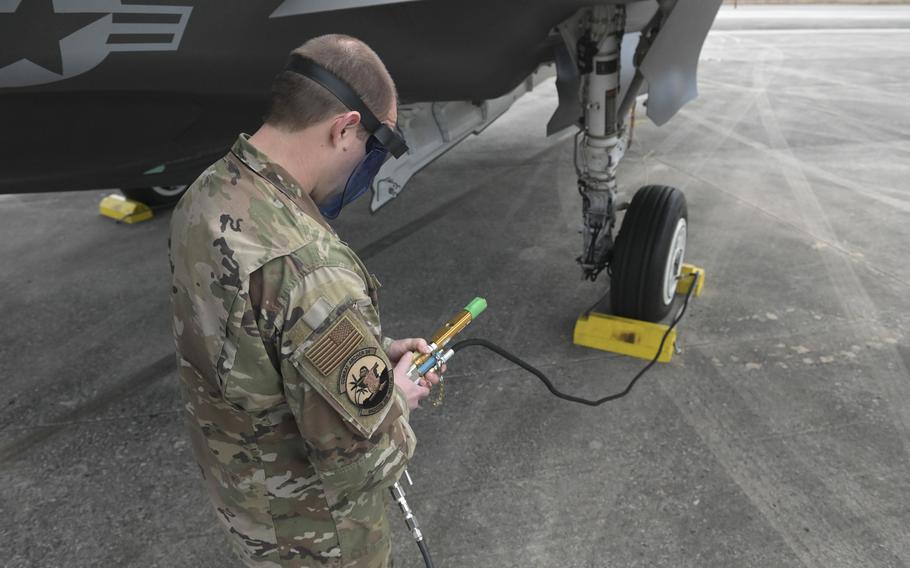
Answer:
[{"left": 304, "top": 315, "right": 364, "bottom": 375}]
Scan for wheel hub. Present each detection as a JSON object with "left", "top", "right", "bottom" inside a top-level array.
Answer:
[
  {"left": 662, "top": 218, "right": 687, "bottom": 306},
  {"left": 152, "top": 185, "right": 188, "bottom": 197}
]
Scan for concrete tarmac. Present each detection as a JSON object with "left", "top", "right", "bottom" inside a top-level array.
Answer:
[{"left": 2, "top": 6, "right": 910, "bottom": 568}]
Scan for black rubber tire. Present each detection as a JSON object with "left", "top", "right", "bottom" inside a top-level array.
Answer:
[
  {"left": 610, "top": 185, "right": 688, "bottom": 322},
  {"left": 121, "top": 185, "right": 188, "bottom": 207}
]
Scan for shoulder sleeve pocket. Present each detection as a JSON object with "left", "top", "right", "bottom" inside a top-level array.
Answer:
[{"left": 289, "top": 300, "right": 395, "bottom": 439}]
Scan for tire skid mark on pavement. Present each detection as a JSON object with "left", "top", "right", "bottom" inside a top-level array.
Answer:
[
  {"left": 0, "top": 353, "right": 175, "bottom": 465},
  {"left": 661, "top": 348, "right": 903, "bottom": 568},
  {"left": 752, "top": 58, "right": 910, "bottom": 459}
]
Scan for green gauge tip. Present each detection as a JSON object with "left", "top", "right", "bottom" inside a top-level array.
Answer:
[{"left": 464, "top": 297, "right": 487, "bottom": 319}]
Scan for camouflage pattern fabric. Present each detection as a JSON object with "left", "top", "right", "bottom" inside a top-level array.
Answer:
[{"left": 169, "top": 134, "right": 415, "bottom": 567}]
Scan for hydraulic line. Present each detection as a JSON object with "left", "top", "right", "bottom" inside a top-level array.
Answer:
[
  {"left": 400, "top": 273, "right": 699, "bottom": 567},
  {"left": 417, "top": 540, "right": 435, "bottom": 568},
  {"left": 449, "top": 272, "right": 698, "bottom": 407},
  {"left": 391, "top": 477, "right": 435, "bottom": 568}
]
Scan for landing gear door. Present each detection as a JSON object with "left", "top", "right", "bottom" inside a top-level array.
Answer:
[{"left": 639, "top": 0, "right": 723, "bottom": 126}]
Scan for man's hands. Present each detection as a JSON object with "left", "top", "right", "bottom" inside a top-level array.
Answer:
[
  {"left": 386, "top": 337, "right": 427, "bottom": 365},
  {"left": 389, "top": 338, "right": 446, "bottom": 410}
]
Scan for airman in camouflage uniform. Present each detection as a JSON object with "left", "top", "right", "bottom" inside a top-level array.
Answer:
[{"left": 169, "top": 35, "right": 435, "bottom": 567}]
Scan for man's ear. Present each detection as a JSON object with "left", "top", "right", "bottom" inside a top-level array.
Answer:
[{"left": 329, "top": 111, "right": 362, "bottom": 149}]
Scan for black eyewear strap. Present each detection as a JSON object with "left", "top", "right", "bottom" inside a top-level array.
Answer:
[{"left": 285, "top": 54, "right": 408, "bottom": 158}]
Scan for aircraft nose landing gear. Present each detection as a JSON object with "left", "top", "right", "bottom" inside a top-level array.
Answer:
[{"left": 567, "top": 5, "right": 689, "bottom": 323}]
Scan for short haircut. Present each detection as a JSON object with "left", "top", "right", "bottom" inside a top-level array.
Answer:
[{"left": 265, "top": 34, "right": 397, "bottom": 133}]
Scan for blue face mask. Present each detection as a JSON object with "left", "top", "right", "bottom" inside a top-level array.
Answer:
[{"left": 318, "top": 135, "right": 389, "bottom": 220}]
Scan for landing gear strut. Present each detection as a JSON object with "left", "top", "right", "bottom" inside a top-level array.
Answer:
[{"left": 573, "top": 6, "right": 627, "bottom": 282}]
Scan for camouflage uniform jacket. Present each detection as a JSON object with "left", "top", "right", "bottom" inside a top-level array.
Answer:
[{"left": 169, "top": 134, "right": 415, "bottom": 567}]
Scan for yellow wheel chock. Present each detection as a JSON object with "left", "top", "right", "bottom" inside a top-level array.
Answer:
[
  {"left": 573, "top": 264, "right": 705, "bottom": 363},
  {"left": 676, "top": 264, "right": 705, "bottom": 297},
  {"left": 99, "top": 193, "right": 153, "bottom": 224}
]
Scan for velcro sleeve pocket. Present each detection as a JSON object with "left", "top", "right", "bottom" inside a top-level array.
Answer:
[{"left": 289, "top": 301, "right": 395, "bottom": 439}]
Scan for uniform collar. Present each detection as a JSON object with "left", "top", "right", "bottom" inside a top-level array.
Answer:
[{"left": 230, "top": 133, "right": 335, "bottom": 234}]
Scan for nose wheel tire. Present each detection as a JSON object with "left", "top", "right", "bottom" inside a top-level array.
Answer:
[{"left": 610, "top": 185, "right": 688, "bottom": 323}]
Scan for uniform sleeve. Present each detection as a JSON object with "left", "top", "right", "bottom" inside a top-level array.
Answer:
[
  {"left": 278, "top": 264, "right": 414, "bottom": 498},
  {"left": 380, "top": 335, "right": 395, "bottom": 356}
]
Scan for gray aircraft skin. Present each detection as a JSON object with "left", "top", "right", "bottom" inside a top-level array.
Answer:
[
  {"left": 0, "top": 0, "right": 718, "bottom": 194},
  {"left": 0, "top": 0, "right": 721, "bottom": 318}
]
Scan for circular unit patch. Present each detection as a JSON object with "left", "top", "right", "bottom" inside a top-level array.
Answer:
[{"left": 339, "top": 347, "right": 393, "bottom": 416}]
